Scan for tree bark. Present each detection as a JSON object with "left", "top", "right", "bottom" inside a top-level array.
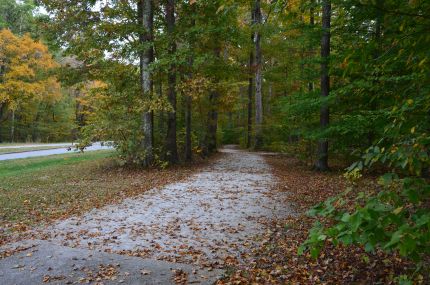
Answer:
[
  {"left": 308, "top": 0, "right": 315, "bottom": 93},
  {"left": 157, "top": 73, "right": 165, "bottom": 135},
  {"left": 368, "top": 0, "right": 383, "bottom": 146},
  {"left": 165, "top": 0, "right": 178, "bottom": 164},
  {"left": 247, "top": 50, "right": 253, "bottom": 149},
  {"left": 310, "top": 0, "right": 315, "bottom": 26},
  {"left": 253, "top": 0, "right": 263, "bottom": 149},
  {"left": 204, "top": 48, "right": 221, "bottom": 155},
  {"left": 267, "top": 82, "right": 272, "bottom": 116},
  {"left": 138, "top": 0, "right": 154, "bottom": 167},
  {"left": 185, "top": 93, "right": 192, "bottom": 161},
  {"left": 205, "top": 89, "right": 219, "bottom": 155},
  {"left": 315, "top": 0, "right": 331, "bottom": 171},
  {"left": 185, "top": 6, "right": 196, "bottom": 162}
]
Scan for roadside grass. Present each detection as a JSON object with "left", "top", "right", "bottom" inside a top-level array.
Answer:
[
  {"left": 0, "top": 150, "right": 213, "bottom": 244},
  {"left": 0, "top": 150, "right": 112, "bottom": 178}
]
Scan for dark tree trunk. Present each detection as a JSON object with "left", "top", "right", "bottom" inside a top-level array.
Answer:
[
  {"left": 308, "top": 0, "right": 315, "bottom": 93},
  {"left": 310, "top": 0, "right": 315, "bottom": 26},
  {"left": 315, "top": 0, "right": 331, "bottom": 171},
  {"left": 205, "top": 89, "right": 219, "bottom": 155},
  {"left": 157, "top": 73, "right": 165, "bottom": 134},
  {"left": 253, "top": 0, "right": 263, "bottom": 149},
  {"left": 247, "top": 50, "right": 253, "bottom": 149},
  {"left": 204, "top": 48, "right": 221, "bottom": 155},
  {"left": 138, "top": 0, "right": 154, "bottom": 167},
  {"left": 185, "top": 94, "right": 192, "bottom": 161},
  {"left": 165, "top": 0, "right": 178, "bottom": 164},
  {"left": 185, "top": 7, "right": 196, "bottom": 162},
  {"left": 267, "top": 82, "right": 272, "bottom": 116},
  {"left": 368, "top": 0, "right": 383, "bottom": 146}
]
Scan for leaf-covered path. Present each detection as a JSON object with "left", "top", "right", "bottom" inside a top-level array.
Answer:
[{"left": 1, "top": 147, "right": 292, "bottom": 284}]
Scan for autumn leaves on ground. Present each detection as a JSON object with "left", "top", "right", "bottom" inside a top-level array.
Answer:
[
  {"left": 0, "top": 150, "right": 214, "bottom": 243},
  {"left": 221, "top": 156, "right": 416, "bottom": 284},
  {"left": 0, "top": 148, "right": 418, "bottom": 284}
]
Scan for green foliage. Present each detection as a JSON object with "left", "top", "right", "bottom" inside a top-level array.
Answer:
[
  {"left": 0, "top": 0, "right": 35, "bottom": 35},
  {"left": 292, "top": 0, "right": 430, "bottom": 279},
  {"left": 301, "top": 175, "right": 430, "bottom": 260}
]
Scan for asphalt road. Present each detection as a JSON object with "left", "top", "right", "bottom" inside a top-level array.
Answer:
[
  {"left": 0, "top": 143, "right": 72, "bottom": 149},
  {"left": 0, "top": 142, "right": 113, "bottom": 161}
]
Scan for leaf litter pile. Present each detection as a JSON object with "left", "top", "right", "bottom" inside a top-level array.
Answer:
[{"left": 218, "top": 155, "right": 422, "bottom": 285}]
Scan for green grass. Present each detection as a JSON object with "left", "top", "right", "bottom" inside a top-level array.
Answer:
[
  {"left": 0, "top": 150, "right": 202, "bottom": 240},
  {"left": 0, "top": 151, "right": 118, "bottom": 231},
  {"left": 0, "top": 150, "right": 113, "bottom": 178},
  {"left": 0, "top": 149, "right": 200, "bottom": 239}
]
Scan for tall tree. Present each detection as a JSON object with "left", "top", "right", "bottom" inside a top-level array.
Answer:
[
  {"left": 253, "top": 0, "right": 263, "bottom": 148},
  {"left": 308, "top": 0, "right": 315, "bottom": 93},
  {"left": 165, "top": 0, "right": 179, "bottom": 163},
  {"left": 184, "top": 2, "right": 196, "bottom": 162},
  {"left": 314, "top": 0, "right": 331, "bottom": 171},
  {"left": 205, "top": 47, "right": 221, "bottom": 155},
  {"left": 247, "top": 49, "right": 253, "bottom": 149},
  {"left": 247, "top": 5, "right": 254, "bottom": 149},
  {"left": 139, "top": 0, "right": 155, "bottom": 166}
]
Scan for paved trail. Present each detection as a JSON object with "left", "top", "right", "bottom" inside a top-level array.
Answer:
[{"left": 0, "top": 147, "right": 292, "bottom": 284}]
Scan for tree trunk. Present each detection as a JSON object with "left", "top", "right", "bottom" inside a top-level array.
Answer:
[
  {"left": 165, "top": 0, "right": 178, "bottom": 164},
  {"left": 247, "top": 50, "right": 253, "bottom": 149},
  {"left": 368, "top": 0, "right": 383, "bottom": 146},
  {"left": 267, "top": 83, "right": 272, "bottom": 116},
  {"left": 315, "top": 0, "right": 331, "bottom": 171},
  {"left": 253, "top": 0, "right": 263, "bottom": 149},
  {"left": 185, "top": 94, "right": 192, "bottom": 161},
  {"left": 204, "top": 48, "right": 221, "bottom": 155},
  {"left": 185, "top": 8, "right": 196, "bottom": 162},
  {"left": 185, "top": 57, "right": 193, "bottom": 162},
  {"left": 308, "top": 0, "right": 315, "bottom": 93},
  {"left": 310, "top": 0, "right": 315, "bottom": 26},
  {"left": 205, "top": 89, "right": 219, "bottom": 155},
  {"left": 138, "top": 0, "right": 154, "bottom": 167}
]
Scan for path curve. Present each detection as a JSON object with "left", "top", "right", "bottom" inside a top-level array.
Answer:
[
  {"left": 1, "top": 147, "right": 293, "bottom": 284},
  {"left": 36, "top": 147, "right": 292, "bottom": 268}
]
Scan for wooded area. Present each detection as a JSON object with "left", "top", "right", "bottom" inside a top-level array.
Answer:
[{"left": 0, "top": 0, "right": 429, "bottom": 284}]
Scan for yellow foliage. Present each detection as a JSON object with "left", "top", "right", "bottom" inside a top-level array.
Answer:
[
  {"left": 0, "top": 29, "right": 61, "bottom": 110},
  {"left": 177, "top": 75, "right": 212, "bottom": 101}
]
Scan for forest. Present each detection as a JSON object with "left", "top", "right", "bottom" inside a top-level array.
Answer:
[{"left": 0, "top": 0, "right": 429, "bottom": 284}]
